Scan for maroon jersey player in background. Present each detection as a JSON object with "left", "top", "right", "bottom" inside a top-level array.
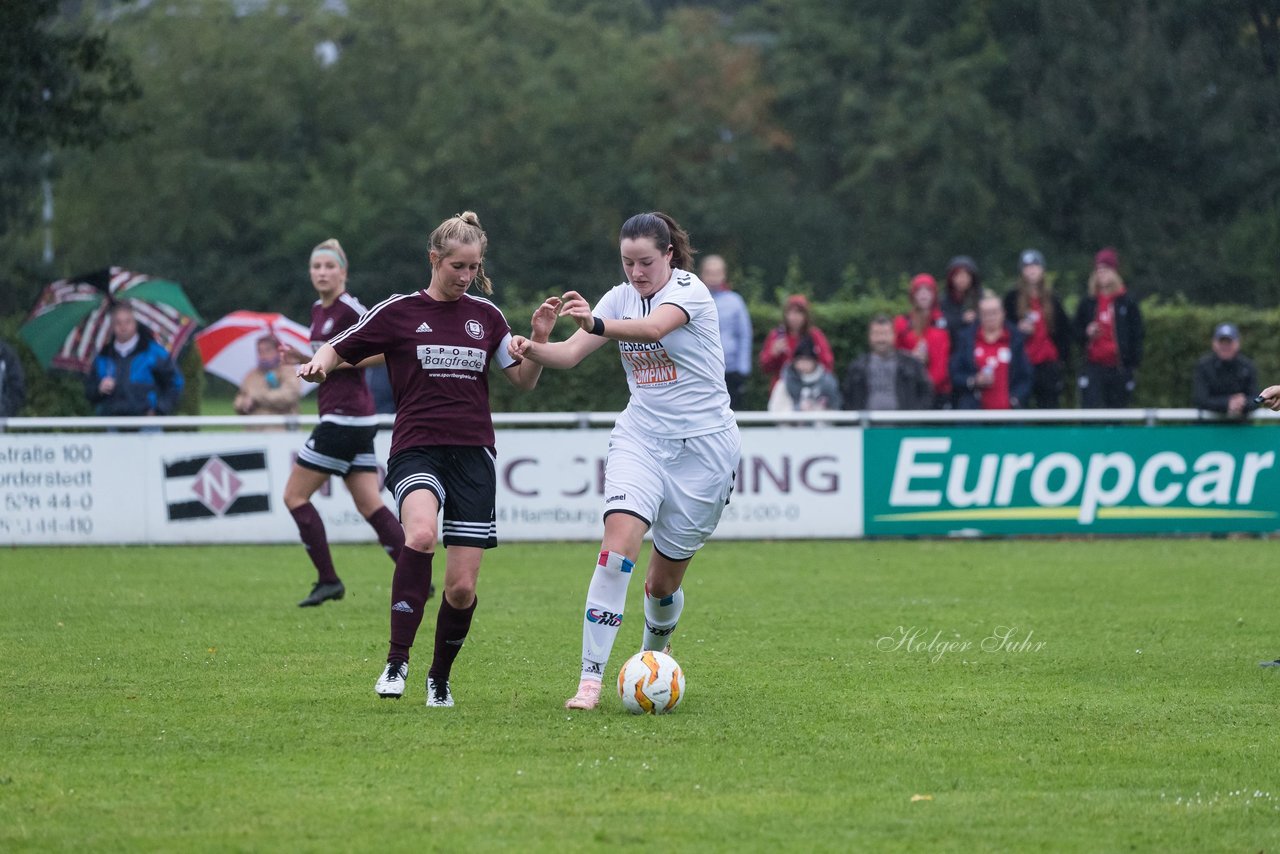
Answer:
[
  {"left": 298, "top": 213, "right": 558, "bottom": 707},
  {"left": 280, "top": 239, "right": 410, "bottom": 608}
]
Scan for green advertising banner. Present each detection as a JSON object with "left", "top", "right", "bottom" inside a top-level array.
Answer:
[{"left": 863, "top": 425, "right": 1280, "bottom": 536}]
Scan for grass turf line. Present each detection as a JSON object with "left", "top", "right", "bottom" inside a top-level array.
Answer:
[{"left": 2, "top": 540, "right": 1278, "bottom": 852}]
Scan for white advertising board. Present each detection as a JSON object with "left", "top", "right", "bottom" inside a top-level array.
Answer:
[{"left": 0, "top": 427, "right": 862, "bottom": 545}]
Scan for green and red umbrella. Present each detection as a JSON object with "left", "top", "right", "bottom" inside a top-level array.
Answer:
[{"left": 19, "top": 267, "right": 203, "bottom": 371}]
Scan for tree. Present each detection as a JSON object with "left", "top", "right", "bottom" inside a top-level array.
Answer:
[{"left": 0, "top": 0, "right": 138, "bottom": 316}]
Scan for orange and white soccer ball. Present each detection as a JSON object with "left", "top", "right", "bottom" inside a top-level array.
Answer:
[{"left": 617, "top": 650, "right": 685, "bottom": 714}]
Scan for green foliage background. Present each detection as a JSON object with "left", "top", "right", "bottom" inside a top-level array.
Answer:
[{"left": 1, "top": 0, "right": 1278, "bottom": 416}]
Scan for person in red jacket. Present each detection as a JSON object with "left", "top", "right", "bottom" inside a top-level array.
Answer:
[
  {"left": 758, "top": 294, "right": 834, "bottom": 391},
  {"left": 893, "top": 274, "right": 951, "bottom": 407}
]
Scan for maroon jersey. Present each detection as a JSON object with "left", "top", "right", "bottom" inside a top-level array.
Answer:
[
  {"left": 329, "top": 290, "right": 517, "bottom": 455},
  {"left": 310, "top": 292, "right": 376, "bottom": 423}
]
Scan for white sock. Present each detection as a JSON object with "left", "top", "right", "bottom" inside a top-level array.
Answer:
[
  {"left": 580, "top": 550, "right": 635, "bottom": 682},
  {"left": 642, "top": 585, "right": 684, "bottom": 651}
]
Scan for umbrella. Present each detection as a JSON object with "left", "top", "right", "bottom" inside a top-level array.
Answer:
[
  {"left": 195, "top": 310, "right": 317, "bottom": 395},
  {"left": 20, "top": 267, "right": 203, "bottom": 371}
]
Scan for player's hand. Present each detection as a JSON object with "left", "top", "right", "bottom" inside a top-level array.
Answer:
[
  {"left": 531, "top": 297, "right": 562, "bottom": 341},
  {"left": 558, "top": 291, "right": 594, "bottom": 332},
  {"left": 296, "top": 360, "right": 327, "bottom": 384},
  {"left": 1258, "top": 385, "right": 1280, "bottom": 412},
  {"left": 509, "top": 335, "right": 535, "bottom": 361}
]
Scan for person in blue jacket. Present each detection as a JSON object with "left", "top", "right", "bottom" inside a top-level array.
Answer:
[{"left": 85, "top": 303, "right": 184, "bottom": 417}]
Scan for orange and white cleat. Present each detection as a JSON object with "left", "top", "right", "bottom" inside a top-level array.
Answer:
[{"left": 565, "top": 678, "right": 602, "bottom": 710}]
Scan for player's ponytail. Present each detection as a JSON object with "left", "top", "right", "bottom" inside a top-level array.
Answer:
[
  {"left": 428, "top": 211, "right": 493, "bottom": 294},
  {"left": 620, "top": 211, "right": 697, "bottom": 271}
]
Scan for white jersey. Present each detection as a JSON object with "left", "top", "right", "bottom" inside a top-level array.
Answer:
[{"left": 593, "top": 268, "right": 734, "bottom": 439}]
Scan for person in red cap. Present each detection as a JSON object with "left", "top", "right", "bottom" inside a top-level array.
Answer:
[
  {"left": 893, "top": 273, "right": 951, "bottom": 407},
  {"left": 758, "top": 293, "right": 834, "bottom": 391},
  {"left": 1073, "top": 247, "right": 1144, "bottom": 407}
]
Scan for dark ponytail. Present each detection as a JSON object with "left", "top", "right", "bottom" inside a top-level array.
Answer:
[{"left": 619, "top": 211, "right": 696, "bottom": 271}]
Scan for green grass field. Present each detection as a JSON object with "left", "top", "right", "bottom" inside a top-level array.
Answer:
[{"left": 3, "top": 539, "right": 1279, "bottom": 852}]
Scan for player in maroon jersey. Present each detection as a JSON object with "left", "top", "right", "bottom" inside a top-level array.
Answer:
[
  {"left": 297, "top": 213, "right": 558, "bottom": 707},
  {"left": 280, "top": 239, "right": 410, "bottom": 608}
]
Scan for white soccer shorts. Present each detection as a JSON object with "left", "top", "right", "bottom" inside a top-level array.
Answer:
[{"left": 601, "top": 421, "right": 741, "bottom": 560}]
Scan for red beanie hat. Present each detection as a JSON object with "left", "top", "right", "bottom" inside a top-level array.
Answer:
[
  {"left": 785, "top": 294, "right": 810, "bottom": 311},
  {"left": 1094, "top": 247, "right": 1120, "bottom": 271},
  {"left": 909, "top": 273, "right": 937, "bottom": 292}
]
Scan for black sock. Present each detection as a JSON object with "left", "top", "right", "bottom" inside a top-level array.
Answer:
[
  {"left": 289, "top": 503, "right": 339, "bottom": 584},
  {"left": 364, "top": 506, "right": 405, "bottom": 563},
  {"left": 428, "top": 594, "right": 477, "bottom": 684},
  {"left": 387, "top": 547, "right": 433, "bottom": 665}
]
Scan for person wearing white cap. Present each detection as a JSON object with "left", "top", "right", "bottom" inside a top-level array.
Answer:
[{"left": 1193, "top": 322, "right": 1258, "bottom": 419}]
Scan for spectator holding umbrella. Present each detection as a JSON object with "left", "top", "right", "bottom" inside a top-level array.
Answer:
[
  {"left": 85, "top": 302, "right": 184, "bottom": 418},
  {"left": 234, "top": 334, "right": 301, "bottom": 419}
]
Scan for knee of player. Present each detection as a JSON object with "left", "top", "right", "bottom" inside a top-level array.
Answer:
[
  {"left": 444, "top": 578, "right": 476, "bottom": 607},
  {"left": 402, "top": 523, "right": 438, "bottom": 553}
]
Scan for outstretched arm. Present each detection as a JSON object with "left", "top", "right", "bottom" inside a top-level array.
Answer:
[
  {"left": 504, "top": 297, "right": 561, "bottom": 390},
  {"left": 297, "top": 343, "right": 344, "bottom": 384},
  {"left": 556, "top": 289, "right": 687, "bottom": 343}
]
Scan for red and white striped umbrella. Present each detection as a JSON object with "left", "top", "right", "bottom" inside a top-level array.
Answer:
[{"left": 195, "top": 310, "right": 316, "bottom": 394}]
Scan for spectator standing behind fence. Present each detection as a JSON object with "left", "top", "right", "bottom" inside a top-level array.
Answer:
[
  {"left": 234, "top": 334, "right": 301, "bottom": 419},
  {"left": 894, "top": 274, "right": 951, "bottom": 407},
  {"left": 952, "top": 292, "right": 1031, "bottom": 410},
  {"left": 759, "top": 294, "right": 834, "bottom": 391},
  {"left": 767, "top": 337, "right": 842, "bottom": 414},
  {"left": 85, "top": 303, "right": 184, "bottom": 417},
  {"left": 1192, "top": 323, "right": 1258, "bottom": 420},
  {"left": 700, "top": 254, "right": 752, "bottom": 410},
  {"left": 1003, "top": 249, "right": 1071, "bottom": 408},
  {"left": 843, "top": 314, "right": 933, "bottom": 410},
  {"left": 1074, "top": 247, "right": 1143, "bottom": 407},
  {"left": 0, "top": 337, "right": 26, "bottom": 417},
  {"left": 940, "top": 256, "right": 980, "bottom": 344}
]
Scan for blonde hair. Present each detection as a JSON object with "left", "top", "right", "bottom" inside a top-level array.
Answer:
[
  {"left": 1087, "top": 267, "right": 1124, "bottom": 297},
  {"left": 429, "top": 211, "right": 492, "bottom": 294},
  {"left": 310, "top": 238, "right": 348, "bottom": 269}
]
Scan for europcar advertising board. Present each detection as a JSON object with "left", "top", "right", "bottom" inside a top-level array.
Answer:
[{"left": 863, "top": 426, "right": 1280, "bottom": 536}]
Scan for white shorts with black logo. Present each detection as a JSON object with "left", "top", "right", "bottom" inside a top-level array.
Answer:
[{"left": 602, "top": 421, "right": 741, "bottom": 561}]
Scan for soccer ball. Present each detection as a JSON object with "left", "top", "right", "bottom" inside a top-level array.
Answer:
[{"left": 617, "top": 650, "right": 685, "bottom": 715}]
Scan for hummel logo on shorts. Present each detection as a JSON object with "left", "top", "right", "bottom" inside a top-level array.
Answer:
[
  {"left": 392, "top": 600, "right": 414, "bottom": 613},
  {"left": 416, "top": 322, "right": 433, "bottom": 333}
]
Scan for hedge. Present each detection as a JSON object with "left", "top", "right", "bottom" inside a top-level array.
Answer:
[
  {"left": 2, "top": 298, "right": 1273, "bottom": 417},
  {"left": 492, "top": 296, "right": 1280, "bottom": 413}
]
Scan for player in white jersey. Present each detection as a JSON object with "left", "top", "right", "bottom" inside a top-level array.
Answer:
[{"left": 509, "top": 211, "right": 742, "bottom": 710}]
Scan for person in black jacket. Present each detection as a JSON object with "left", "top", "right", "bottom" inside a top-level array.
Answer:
[
  {"left": 951, "top": 293, "right": 1032, "bottom": 410},
  {"left": 843, "top": 314, "right": 933, "bottom": 410},
  {"left": 0, "top": 338, "right": 26, "bottom": 417},
  {"left": 1073, "top": 247, "right": 1143, "bottom": 408},
  {"left": 1003, "top": 249, "right": 1071, "bottom": 408},
  {"left": 1192, "top": 323, "right": 1258, "bottom": 420},
  {"left": 940, "top": 255, "right": 980, "bottom": 347}
]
